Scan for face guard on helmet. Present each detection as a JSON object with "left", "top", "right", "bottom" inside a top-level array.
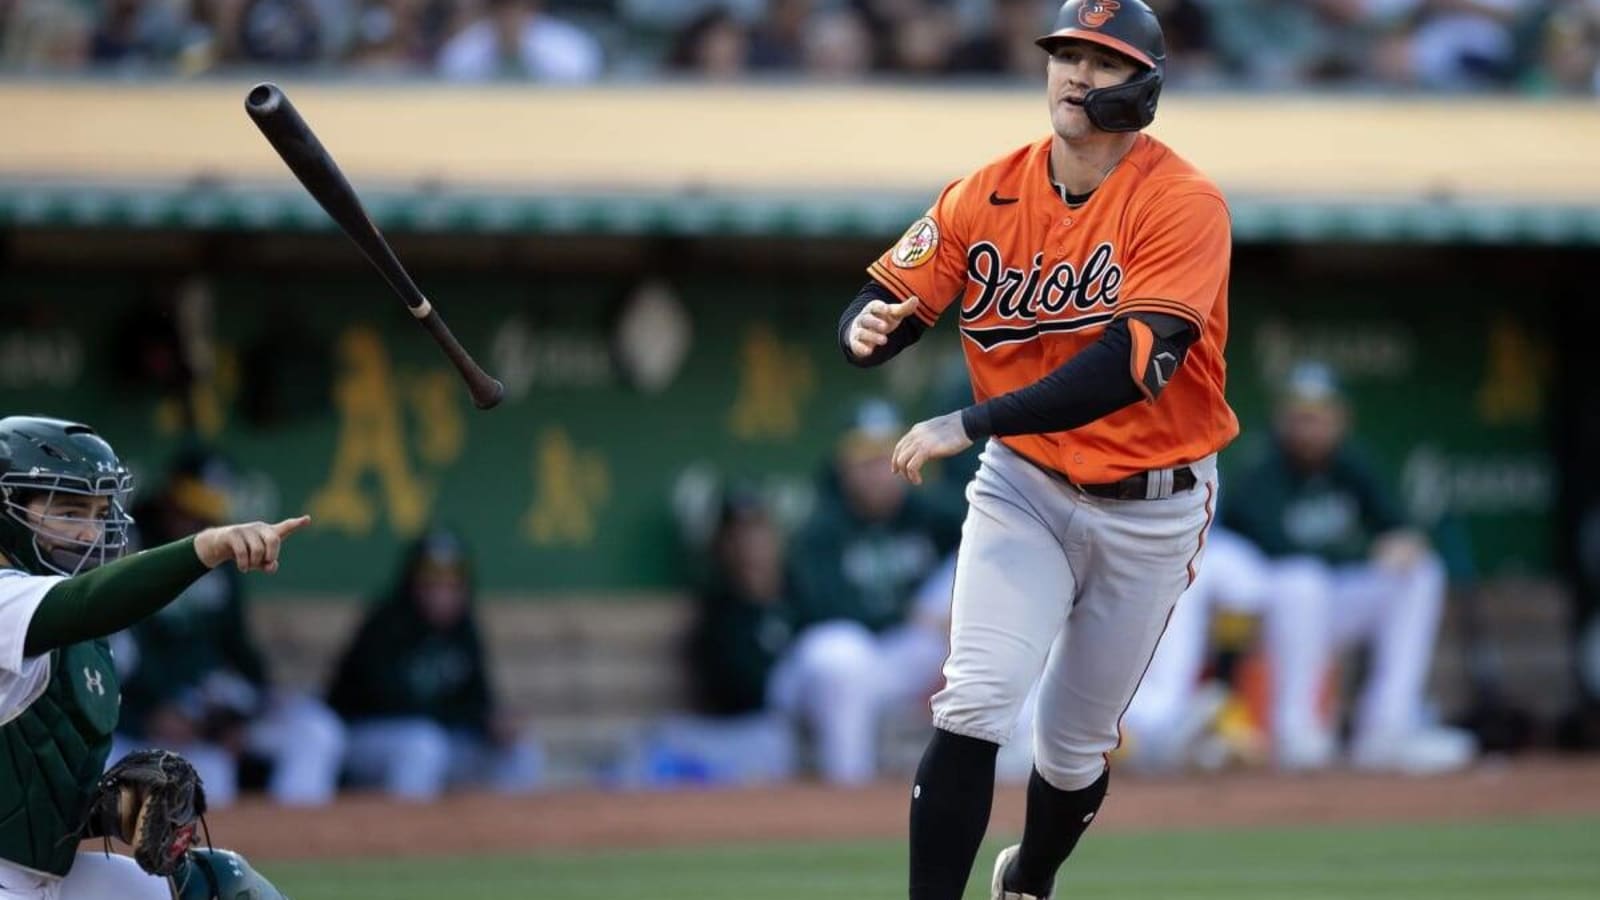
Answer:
[
  {"left": 1037, "top": 0, "right": 1168, "bottom": 133},
  {"left": 0, "top": 416, "right": 134, "bottom": 577}
]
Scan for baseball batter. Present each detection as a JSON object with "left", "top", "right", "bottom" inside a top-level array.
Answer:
[
  {"left": 0, "top": 416, "right": 293, "bottom": 900},
  {"left": 838, "top": 3, "right": 1236, "bottom": 898}
]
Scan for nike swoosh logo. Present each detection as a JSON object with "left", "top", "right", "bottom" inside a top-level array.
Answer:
[{"left": 988, "top": 191, "right": 1019, "bottom": 206}]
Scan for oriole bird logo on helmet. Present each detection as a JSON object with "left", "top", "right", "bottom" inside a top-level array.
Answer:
[
  {"left": 1078, "top": 0, "right": 1120, "bottom": 28},
  {"left": 1036, "top": 0, "right": 1166, "bottom": 132}
]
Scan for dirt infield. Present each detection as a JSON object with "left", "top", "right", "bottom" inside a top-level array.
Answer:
[{"left": 207, "top": 757, "right": 1600, "bottom": 862}]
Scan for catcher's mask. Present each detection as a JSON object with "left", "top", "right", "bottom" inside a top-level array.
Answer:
[{"left": 0, "top": 416, "right": 133, "bottom": 576}]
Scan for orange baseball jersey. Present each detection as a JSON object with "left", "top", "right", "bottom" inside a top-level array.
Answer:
[{"left": 868, "top": 133, "right": 1238, "bottom": 485}]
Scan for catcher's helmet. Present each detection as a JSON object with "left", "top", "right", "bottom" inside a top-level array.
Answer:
[
  {"left": 0, "top": 416, "right": 133, "bottom": 576},
  {"left": 1036, "top": 0, "right": 1166, "bottom": 133}
]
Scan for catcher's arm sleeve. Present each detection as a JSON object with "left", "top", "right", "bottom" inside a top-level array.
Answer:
[{"left": 24, "top": 538, "right": 210, "bottom": 656}]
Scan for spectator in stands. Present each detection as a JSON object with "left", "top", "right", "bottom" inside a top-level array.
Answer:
[
  {"left": 801, "top": 6, "right": 874, "bottom": 78},
  {"left": 1397, "top": 0, "right": 1533, "bottom": 90},
  {"left": 234, "top": 0, "right": 324, "bottom": 64},
  {"left": 844, "top": 0, "right": 936, "bottom": 72},
  {"left": 1148, "top": 0, "right": 1220, "bottom": 84},
  {"left": 774, "top": 398, "right": 963, "bottom": 784},
  {"left": 1529, "top": 0, "right": 1600, "bottom": 93},
  {"left": 437, "top": 0, "right": 601, "bottom": 82},
  {"left": 885, "top": 0, "right": 956, "bottom": 75},
  {"left": 1221, "top": 362, "right": 1477, "bottom": 773},
  {"left": 631, "top": 486, "right": 800, "bottom": 786},
  {"left": 0, "top": 0, "right": 92, "bottom": 70},
  {"left": 113, "top": 448, "right": 346, "bottom": 807},
  {"left": 664, "top": 5, "right": 749, "bottom": 79},
  {"left": 1205, "top": 0, "right": 1390, "bottom": 86},
  {"left": 328, "top": 526, "right": 543, "bottom": 800},
  {"left": 89, "top": 0, "right": 185, "bottom": 67},
  {"left": 167, "top": 0, "right": 245, "bottom": 73},
  {"left": 343, "top": 0, "right": 429, "bottom": 72},
  {"left": 748, "top": 0, "right": 810, "bottom": 70},
  {"left": 946, "top": 0, "right": 1045, "bottom": 78}
]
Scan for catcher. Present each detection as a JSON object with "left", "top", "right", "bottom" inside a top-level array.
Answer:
[{"left": 0, "top": 415, "right": 295, "bottom": 899}]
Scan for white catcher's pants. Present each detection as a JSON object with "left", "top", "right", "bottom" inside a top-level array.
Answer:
[{"left": 0, "top": 853, "right": 169, "bottom": 900}]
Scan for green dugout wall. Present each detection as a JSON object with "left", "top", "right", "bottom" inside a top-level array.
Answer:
[{"left": 0, "top": 239, "right": 1559, "bottom": 594}]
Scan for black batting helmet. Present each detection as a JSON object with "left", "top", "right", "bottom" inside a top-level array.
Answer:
[{"left": 1036, "top": 0, "right": 1166, "bottom": 133}]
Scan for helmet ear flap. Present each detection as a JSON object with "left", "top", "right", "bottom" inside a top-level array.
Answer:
[{"left": 1082, "top": 66, "right": 1162, "bottom": 132}]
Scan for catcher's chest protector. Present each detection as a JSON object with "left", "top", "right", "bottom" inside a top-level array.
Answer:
[{"left": 0, "top": 641, "right": 120, "bottom": 875}]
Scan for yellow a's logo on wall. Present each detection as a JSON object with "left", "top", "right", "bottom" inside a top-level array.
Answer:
[
  {"left": 728, "top": 323, "right": 815, "bottom": 441},
  {"left": 307, "top": 327, "right": 464, "bottom": 536},
  {"left": 523, "top": 428, "right": 610, "bottom": 546}
]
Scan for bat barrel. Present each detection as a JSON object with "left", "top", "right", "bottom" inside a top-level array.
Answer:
[{"left": 244, "top": 82, "right": 504, "bottom": 411}]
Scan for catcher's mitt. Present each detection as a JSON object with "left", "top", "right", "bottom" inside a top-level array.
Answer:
[{"left": 89, "top": 749, "right": 208, "bottom": 876}]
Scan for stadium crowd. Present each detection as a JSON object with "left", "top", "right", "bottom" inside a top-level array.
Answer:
[{"left": 0, "top": 0, "right": 1597, "bottom": 93}]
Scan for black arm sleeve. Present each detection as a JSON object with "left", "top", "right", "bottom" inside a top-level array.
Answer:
[
  {"left": 961, "top": 313, "right": 1196, "bottom": 440},
  {"left": 23, "top": 537, "right": 211, "bottom": 656},
  {"left": 838, "top": 280, "right": 927, "bottom": 368}
]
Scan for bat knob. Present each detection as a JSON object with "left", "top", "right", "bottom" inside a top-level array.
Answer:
[
  {"left": 246, "top": 83, "right": 284, "bottom": 118},
  {"left": 473, "top": 379, "right": 507, "bottom": 411}
]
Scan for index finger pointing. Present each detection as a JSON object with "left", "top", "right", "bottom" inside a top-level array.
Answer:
[{"left": 272, "top": 515, "right": 312, "bottom": 538}]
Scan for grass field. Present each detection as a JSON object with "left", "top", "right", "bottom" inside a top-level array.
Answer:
[{"left": 265, "top": 816, "right": 1600, "bottom": 900}]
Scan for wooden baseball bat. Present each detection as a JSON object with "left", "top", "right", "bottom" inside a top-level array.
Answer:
[{"left": 243, "top": 82, "right": 505, "bottom": 410}]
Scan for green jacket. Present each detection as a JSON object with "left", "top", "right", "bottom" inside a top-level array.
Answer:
[
  {"left": 1221, "top": 438, "right": 1406, "bottom": 565},
  {"left": 785, "top": 469, "right": 964, "bottom": 633},
  {"left": 326, "top": 588, "right": 495, "bottom": 735},
  {"left": 686, "top": 582, "right": 795, "bottom": 716}
]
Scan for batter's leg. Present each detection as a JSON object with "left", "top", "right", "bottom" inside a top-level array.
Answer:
[
  {"left": 1117, "top": 565, "right": 1213, "bottom": 770},
  {"left": 912, "top": 442, "right": 1080, "bottom": 900},
  {"left": 1120, "top": 527, "right": 1271, "bottom": 770},
  {"left": 876, "top": 622, "right": 951, "bottom": 705},
  {"left": 1009, "top": 474, "right": 1214, "bottom": 898}
]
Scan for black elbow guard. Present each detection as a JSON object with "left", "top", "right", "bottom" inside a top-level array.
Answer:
[{"left": 1125, "top": 313, "right": 1195, "bottom": 402}]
